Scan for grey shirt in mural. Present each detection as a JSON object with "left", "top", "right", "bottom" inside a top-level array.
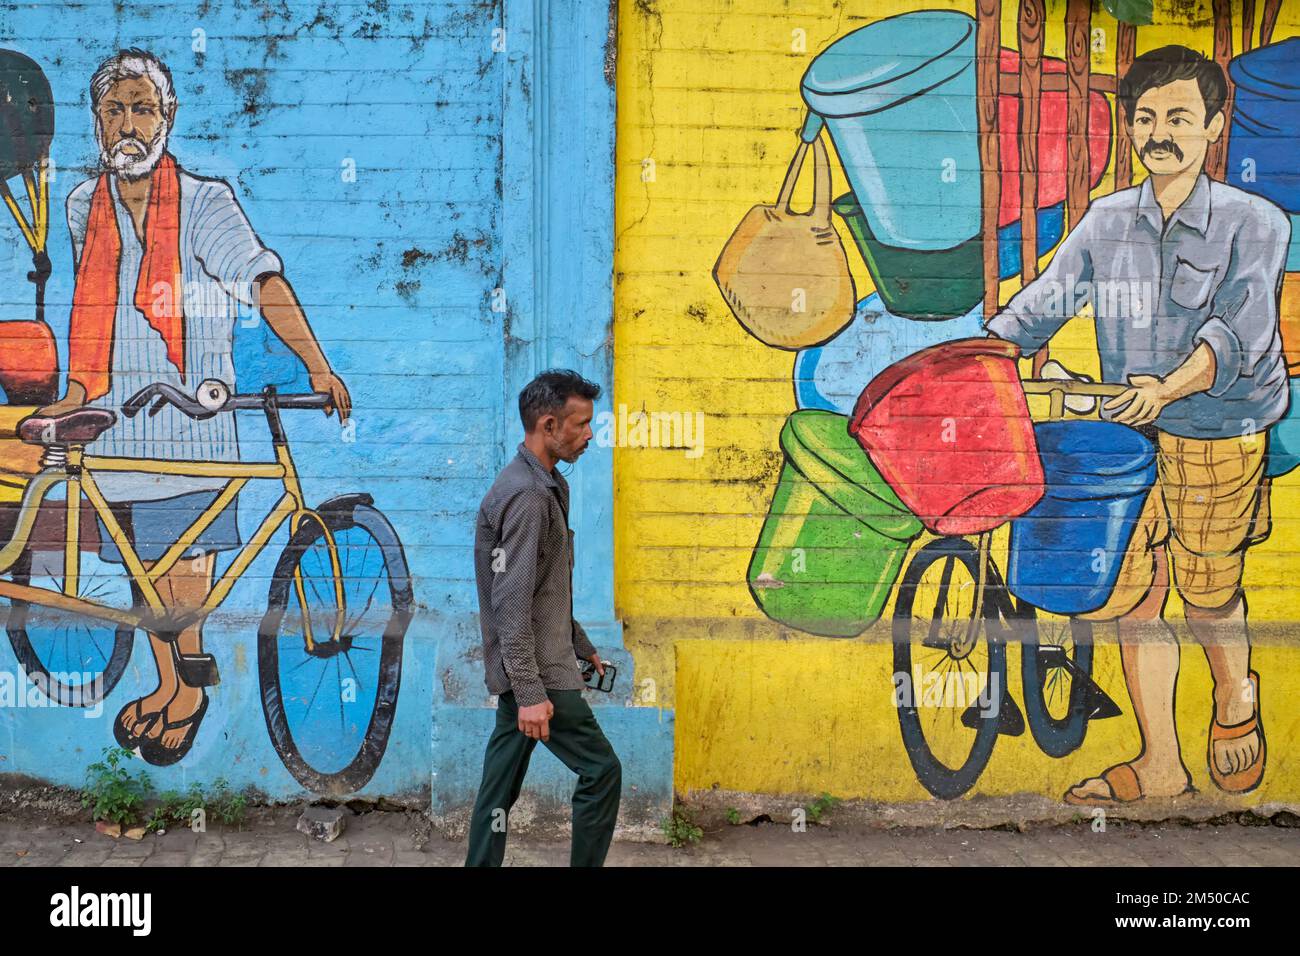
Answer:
[
  {"left": 474, "top": 443, "right": 598, "bottom": 707},
  {"left": 985, "top": 174, "right": 1292, "bottom": 439},
  {"left": 66, "top": 166, "right": 283, "bottom": 501}
]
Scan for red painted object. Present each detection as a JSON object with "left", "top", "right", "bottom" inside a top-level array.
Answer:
[
  {"left": 849, "top": 338, "right": 1044, "bottom": 536},
  {"left": 0, "top": 320, "right": 58, "bottom": 405},
  {"left": 997, "top": 49, "right": 1111, "bottom": 229}
]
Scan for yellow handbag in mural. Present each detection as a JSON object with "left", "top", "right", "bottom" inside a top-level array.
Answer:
[{"left": 713, "top": 132, "right": 855, "bottom": 350}]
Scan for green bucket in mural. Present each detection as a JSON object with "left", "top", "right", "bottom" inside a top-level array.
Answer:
[
  {"left": 748, "top": 410, "right": 923, "bottom": 637},
  {"left": 832, "top": 193, "right": 985, "bottom": 320}
]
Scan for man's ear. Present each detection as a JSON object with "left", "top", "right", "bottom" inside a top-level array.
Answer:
[
  {"left": 165, "top": 102, "right": 178, "bottom": 127},
  {"left": 1206, "top": 110, "right": 1225, "bottom": 143}
]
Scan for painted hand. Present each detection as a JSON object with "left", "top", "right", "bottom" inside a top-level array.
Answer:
[
  {"left": 310, "top": 369, "right": 352, "bottom": 422},
  {"left": 1104, "top": 374, "right": 1171, "bottom": 427}
]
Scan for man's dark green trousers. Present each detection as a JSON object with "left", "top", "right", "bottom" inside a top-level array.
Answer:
[{"left": 465, "top": 689, "right": 622, "bottom": 867}]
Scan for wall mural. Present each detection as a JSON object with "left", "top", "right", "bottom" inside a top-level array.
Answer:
[
  {"left": 718, "top": 3, "right": 1297, "bottom": 804},
  {"left": 0, "top": 48, "right": 412, "bottom": 795}
]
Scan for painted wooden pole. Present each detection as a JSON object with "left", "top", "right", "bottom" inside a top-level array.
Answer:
[
  {"left": 1019, "top": 0, "right": 1044, "bottom": 290},
  {"left": 978, "top": 0, "right": 1001, "bottom": 317},
  {"left": 1261, "top": 0, "right": 1281, "bottom": 46},
  {"left": 1065, "top": 0, "right": 1091, "bottom": 232},
  {"left": 1208, "top": 0, "right": 1233, "bottom": 181},
  {"left": 1116, "top": 21, "right": 1136, "bottom": 190},
  {"left": 1019, "top": 0, "right": 1045, "bottom": 374}
]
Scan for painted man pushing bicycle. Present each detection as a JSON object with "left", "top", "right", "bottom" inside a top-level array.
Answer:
[
  {"left": 986, "top": 46, "right": 1291, "bottom": 804},
  {"left": 34, "top": 49, "right": 350, "bottom": 766}
]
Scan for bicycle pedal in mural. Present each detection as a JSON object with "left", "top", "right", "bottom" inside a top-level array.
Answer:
[
  {"left": 722, "top": 4, "right": 1296, "bottom": 803},
  {"left": 0, "top": 49, "right": 412, "bottom": 794}
]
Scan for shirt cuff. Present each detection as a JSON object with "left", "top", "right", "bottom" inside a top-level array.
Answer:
[
  {"left": 510, "top": 679, "right": 549, "bottom": 708},
  {"left": 984, "top": 312, "right": 1038, "bottom": 354},
  {"left": 572, "top": 622, "right": 597, "bottom": 660},
  {"left": 1193, "top": 317, "right": 1244, "bottom": 398}
]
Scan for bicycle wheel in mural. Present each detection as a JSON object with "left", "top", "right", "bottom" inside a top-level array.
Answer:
[{"left": 258, "top": 496, "right": 412, "bottom": 795}]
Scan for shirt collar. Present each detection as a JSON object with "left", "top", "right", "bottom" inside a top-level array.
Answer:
[
  {"left": 516, "top": 442, "right": 560, "bottom": 489},
  {"left": 1135, "top": 172, "right": 1212, "bottom": 236}
]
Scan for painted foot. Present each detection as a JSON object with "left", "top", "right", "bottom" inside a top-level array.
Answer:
[
  {"left": 1209, "top": 671, "right": 1266, "bottom": 793},
  {"left": 112, "top": 687, "right": 173, "bottom": 749},
  {"left": 1063, "top": 761, "right": 1193, "bottom": 806},
  {"left": 138, "top": 685, "right": 208, "bottom": 767}
]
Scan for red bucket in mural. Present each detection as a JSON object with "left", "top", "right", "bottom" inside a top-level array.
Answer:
[{"left": 849, "top": 338, "right": 1044, "bottom": 536}]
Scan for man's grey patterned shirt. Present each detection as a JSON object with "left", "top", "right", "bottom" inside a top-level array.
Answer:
[{"left": 474, "top": 443, "right": 598, "bottom": 706}]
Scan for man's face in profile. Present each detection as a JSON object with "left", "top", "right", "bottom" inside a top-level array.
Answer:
[
  {"left": 1129, "top": 77, "right": 1224, "bottom": 178},
  {"left": 546, "top": 397, "right": 594, "bottom": 464}
]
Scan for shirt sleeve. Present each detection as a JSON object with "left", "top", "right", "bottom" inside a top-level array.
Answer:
[
  {"left": 191, "top": 181, "right": 283, "bottom": 305},
  {"left": 571, "top": 618, "right": 597, "bottom": 660},
  {"left": 490, "top": 488, "right": 550, "bottom": 707},
  {"left": 984, "top": 209, "right": 1096, "bottom": 354},
  {"left": 67, "top": 191, "right": 89, "bottom": 269},
  {"left": 1193, "top": 206, "right": 1291, "bottom": 398}
]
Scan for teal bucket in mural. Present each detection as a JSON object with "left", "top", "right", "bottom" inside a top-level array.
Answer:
[
  {"left": 1267, "top": 378, "right": 1300, "bottom": 478},
  {"left": 800, "top": 10, "right": 978, "bottom": 253}
]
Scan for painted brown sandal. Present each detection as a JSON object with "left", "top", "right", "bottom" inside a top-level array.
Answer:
[{"left": 1209, "top": 670, "right": 1266, "bottom": 794}]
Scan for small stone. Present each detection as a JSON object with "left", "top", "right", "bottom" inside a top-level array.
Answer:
[
  {"left": 296, "top": 806, "right": 346, "bottom": 843},
  {"left": 123, "top": 827, "right": 146, "bottom": 841},
  {"left": 95, "top": 821, "right": 121, "bottom": 839}
]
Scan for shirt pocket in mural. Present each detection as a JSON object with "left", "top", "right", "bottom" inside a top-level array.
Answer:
[{"left": 1170, "top": 258, "right": 1217, "bottom": 311}]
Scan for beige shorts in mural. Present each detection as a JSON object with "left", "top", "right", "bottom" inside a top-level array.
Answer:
[{"left": 1079, "top": 431, "right": 1271, "bottom": 620}]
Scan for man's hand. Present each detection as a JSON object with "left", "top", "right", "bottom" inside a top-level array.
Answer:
[
  {"left": 1104, "top": 374, "right": 1173, "bottom": 427},
  {"left": 310, "top": 368, "right": 352, "bottom": 422},
  {"left": 518, "top": 700, "right": 554, "bottom": 742},
  {"left": 587, "top": 653, "right": 605, "bottom": 678}
]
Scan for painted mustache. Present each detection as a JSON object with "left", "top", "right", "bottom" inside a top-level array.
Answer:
[{"left": 1142, "top": 138, "right": 1184, "bottom": 161}]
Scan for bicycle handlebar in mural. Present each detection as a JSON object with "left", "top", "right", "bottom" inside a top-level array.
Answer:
[{"left": 715, "top": 2, "right": 1297, "bottom": 805}]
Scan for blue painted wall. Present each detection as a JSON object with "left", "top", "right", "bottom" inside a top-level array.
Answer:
[{"left": 0, "top": 0, "right": 672, "bottom": 823}]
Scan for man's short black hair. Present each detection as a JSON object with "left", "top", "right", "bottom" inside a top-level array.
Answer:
[
  {"left": 1118, "top": 44, "right": 1228, "bottom": 127},
  {"left": 518, "top": 368, "right": 601, "bottom": 431}
]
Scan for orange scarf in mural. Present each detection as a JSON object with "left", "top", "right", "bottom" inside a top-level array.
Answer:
[{"left": 68, "top": 152, "right": 185, "bottom": 401}]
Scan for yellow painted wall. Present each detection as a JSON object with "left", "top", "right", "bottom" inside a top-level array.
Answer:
[{"left": 615, "top": 0, "right": 1300, "bottom": 804}]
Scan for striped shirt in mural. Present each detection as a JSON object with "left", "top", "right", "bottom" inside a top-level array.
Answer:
[
  {"left": 474, "top": 443, "right": 598, "bottom": 707},
  {"left": 66, "top": 166, "right": 283, "bottom": 501}
]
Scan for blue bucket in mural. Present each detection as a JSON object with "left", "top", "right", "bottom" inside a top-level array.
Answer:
[
  {"left": 1267, "top": 378, "right": 1300, "bottom": 478},
  {"left": 1228, "top": 38, "right": 1300, "bottom": 214},
  {"left": 800, "top": 10, "right": 978, "bottom": 252},
  {"left": 793, "top": 292, "right": 986, "bottom": 415},
  {"left": 1008, "top": 421, "right": 1156, "bottom": 615},
  {"left": 1289, "top": 212, "right": 1300, "bottom": 271}
]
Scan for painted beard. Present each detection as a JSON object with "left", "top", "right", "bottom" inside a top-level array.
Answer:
[{"left": 98, "top": 120, "right": 169, "bottom": 181}]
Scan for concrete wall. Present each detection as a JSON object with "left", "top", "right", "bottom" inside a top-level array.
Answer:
[{"left": 614, "top": 0, "right": 1300, "bottom": 812}]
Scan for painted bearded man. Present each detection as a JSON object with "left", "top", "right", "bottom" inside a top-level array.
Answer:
[{"left": 37, "top": 49, "right": 351, "bottom": 765}]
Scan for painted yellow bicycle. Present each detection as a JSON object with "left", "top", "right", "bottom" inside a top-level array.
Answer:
[{"left": 0, "top": 380, "right": 413, "bottom": 793}]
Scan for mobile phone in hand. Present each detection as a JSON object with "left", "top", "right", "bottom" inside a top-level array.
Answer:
[{"left": 579, "top": 658, "right": 617, "bottom": 693}]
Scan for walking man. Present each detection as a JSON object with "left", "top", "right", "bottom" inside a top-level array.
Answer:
[
  {"left": 466, "top": 369, "right": 622, "bottom": 866},
  {"left": 986, "top": 45, "right": 1290, "bottom": 803}
]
